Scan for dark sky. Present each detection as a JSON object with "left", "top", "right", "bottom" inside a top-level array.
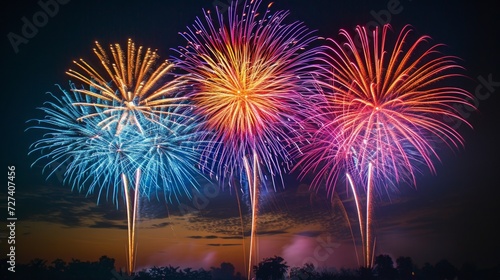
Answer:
[{"left": 1, "top": 0, "right": 500, "bottom": 275}]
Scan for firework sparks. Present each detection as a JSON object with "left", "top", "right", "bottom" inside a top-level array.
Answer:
[
  {"left": 295, "top": 24, "right": 475, "bottom": 267},
  {"left": 174, "top": 0, "right": 320, "bottom": 186},
  {"left": 66, "top": 39, "right": 188, "bottom": 134},
  {"left": 28, "top": 84, "right": 206, "bottom": 273},
  {"left": 40, "top": 38, "right": 201, "bottom": 274},
  {"left": 173, "top": 0, "right": 322, "bottom": 277}
]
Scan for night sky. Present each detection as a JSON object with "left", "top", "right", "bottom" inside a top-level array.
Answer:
[{"left": 2, "top": 0, "right": 500, "bottom": 276}]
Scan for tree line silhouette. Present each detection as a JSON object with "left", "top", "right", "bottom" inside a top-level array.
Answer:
[{"left": 1, "top": 254, "right": 499, "bottom": 279}]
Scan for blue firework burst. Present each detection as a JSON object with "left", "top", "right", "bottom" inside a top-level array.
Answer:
[{"left": 28, "top": 83, "right": 207, "bottom": 205}]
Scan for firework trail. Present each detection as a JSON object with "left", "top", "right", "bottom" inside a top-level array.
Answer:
[
  {"left": 295, "top": 24, "right": 474, "bottom": 268},
  {"left": 173, "top": 0, "right": 321, "bottom": 277},
  {"left": 57, "top": 39, "right": 198, "bottom": 273},
  {"left": 28, "top": 83, "right": 205, "bottom": 274}
]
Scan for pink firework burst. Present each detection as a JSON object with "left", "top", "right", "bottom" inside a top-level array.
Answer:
[
  {"left": 298, "top": 24, "right": 474, "bottom": 195},
  {"left": 295, "top": 24, "right": 475, "bottom": 267}
]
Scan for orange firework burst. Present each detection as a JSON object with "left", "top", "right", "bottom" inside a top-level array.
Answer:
[
  {"left": 174, "top": 0, "right": 321, "bottom": 184},
  {"left": 67, "top": 38, "right": 187, "bottom": 133},
  {"left": 174, "top": 1, "right": 322, "bottom": 277}
]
